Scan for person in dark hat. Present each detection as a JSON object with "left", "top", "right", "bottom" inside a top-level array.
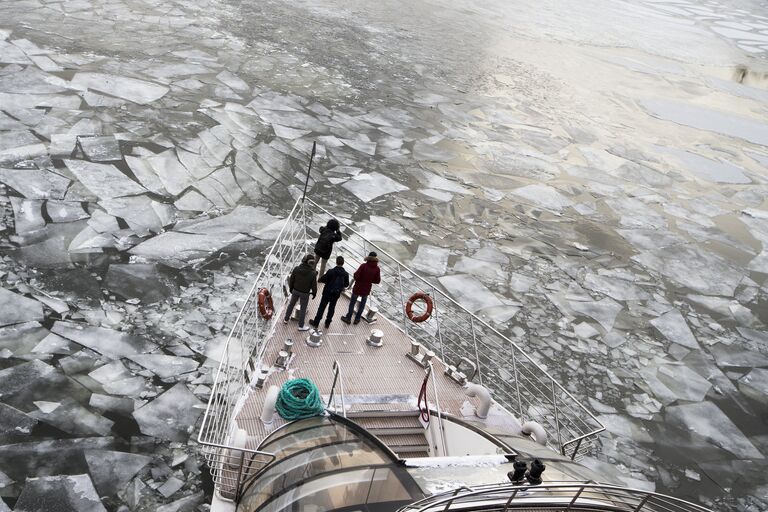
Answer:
[
  {"left": 284, "top": 254, "right": 318, "bottom": 331},
  {"left": 309, "top": 255, "right": 349, "bottom": 330},
  {"left": 341, "top": 252, "right": 381, "bottom": 325},
  {"left": 313, "top": 218, "right": 342, "bottom": 278}
]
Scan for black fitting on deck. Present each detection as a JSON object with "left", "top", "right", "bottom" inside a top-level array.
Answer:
[
  {"left": 526, "top": 458, "right": 546, "bottom": 485},
  {"left": 507, "top": 460, "right": 527, "bottom": 483}
]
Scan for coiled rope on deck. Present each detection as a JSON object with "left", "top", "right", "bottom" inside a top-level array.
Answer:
[{"left": 275, "top": 378, "right": 325, "bottom": 420}]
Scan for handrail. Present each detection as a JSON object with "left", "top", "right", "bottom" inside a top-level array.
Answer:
[
  {"left": 427, "top": 361, "right": 447, "bottom": 456},
  {"left": 398, "top": 482, "right": 713, "bottom": 512},
  {"left": 327, "top": 360, "right": 347, "bottom": 418},
  {"left": 303, "top": 197, "right": 605, "bottom": 458}
]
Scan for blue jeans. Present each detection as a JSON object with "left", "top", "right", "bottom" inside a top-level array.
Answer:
[
  {"left": 285, "top": 290, "right": 310, "bottom": 327},
  {"left": 345, "top": 293, "right": 368, "bottom": 321},
  {"left": 313, "top": 293, "right": 340, "bottom": 326}
]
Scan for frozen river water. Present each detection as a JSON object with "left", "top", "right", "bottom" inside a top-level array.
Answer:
[{"left": 1, "top": 0, "right": 767, "bottom": 510}]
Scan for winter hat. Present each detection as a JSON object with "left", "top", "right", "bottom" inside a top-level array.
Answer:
[
  {"left": 302, "top": 254, "right": 316, "bottom": 264},
  {"left": 368, "top": 251, "right": 377, "bottom": 258}
]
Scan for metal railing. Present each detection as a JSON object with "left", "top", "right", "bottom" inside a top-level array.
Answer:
[
  {"left": 327, "top": 360, "right": 347, "bottom": 418},
  {"left": 198, "top": 195, "right": 605, "bottom": 498},
  {"left": 397, "top": 482, "right": 713, "bottom": 512},
  {"left": 302, "top": 198, "right": 604, "bottom": 459},
  {"left": 197, "top": 198, "right": 308, "bottom": 497}
]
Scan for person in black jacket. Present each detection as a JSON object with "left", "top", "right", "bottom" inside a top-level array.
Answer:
[
  {"left": 283, "top": 254, "right": 318, "bottom": 331},
  {"left": 309, "top": 256, "right": 350, "bottom": 330},
  {"left": 313, "top": 219, "right": 342, "bottom": 277}
]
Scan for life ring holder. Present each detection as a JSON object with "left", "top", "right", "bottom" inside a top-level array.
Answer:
[
  {"left": 257, "top": 288, "right": 274, "bottom": 320},
  {"left": 406, "top": 292, "right": 433, "bottom": 323}
]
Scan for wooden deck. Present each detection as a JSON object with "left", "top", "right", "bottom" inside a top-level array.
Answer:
[{"left": 235, "top": 290, "right": 488, "bottom": 449}]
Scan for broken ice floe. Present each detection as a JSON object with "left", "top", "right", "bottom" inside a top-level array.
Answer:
[
  {"left": 13, "top": 474, "right": 106, "bottom": 512},
  {"left": 71, "top": 72, "right": 169, "bottom": 104},
  {"left": 132, "top": 383, "right": 203, "bottom": 441}
]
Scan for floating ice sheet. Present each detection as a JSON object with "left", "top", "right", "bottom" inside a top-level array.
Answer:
[
  {"left": 342, "top": 172, "right": 409, "bottom": 202},
  {"left": 64, "top": 159, "right": 146, "bottom": 199},
  {"left": 71, "top": 72, "right": 169, "bottom": 104},
  {"left": 410, "top": 245, "right": 449, "bottom": 276},
  {"left": 14, "top": 474, "right": 106, "bottom": 512},
  {"left": 0, "top": 287, "right": 44, "bottom": 327},
  {"left": 510, "top": 184, "right": 572, "bottom": 211},
  {"left": 51, "top": 321, "right": 156, "bottom": 359},
  {"left": 438, "top": 274, "right": 504, "bottom": 313},
  {"left": 127, "top": 354, "right": 199, "bottom": 379},
  {"left": 650, "top": 308, "right": 698, "bottom": 348},
  {"left": 666, "top": 402, "right": 763, "bottom": 459},
  {"left": 132, "top": 383, "right": 203, "bottom": 441},
  {"left": 84, "top": 450, "right": 152, "bottom": 496}
]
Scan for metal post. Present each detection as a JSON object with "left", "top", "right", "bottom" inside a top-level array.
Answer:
[
  {"left": 570, "top": 437, "right": 583, "bottom": 460},
  {"left": 469, "top": 316, "right": 483, "bottom": 386},
  {"left": 234, "top": 450, "right": 246, "bottom": 502},
  {"left": 566, "top": 486, "right": 585, "bottom": 511},
  {"left": 396, "top": 266, "right": 409, "bottom": 337},
  {"left": 511, "top": 350, "right": 522, "bottom": 418},
  {"left": 301, "top": 141, "right": 316, "bottom": 202},
  {"left": 633, "top": 494, "right": 651, "bottom": 512},
  {"left": 430, "top": 285, "right": 445, "bottom": 362},
  {"left": 552, "top": 379, "right": 564, "bottom": 454}
]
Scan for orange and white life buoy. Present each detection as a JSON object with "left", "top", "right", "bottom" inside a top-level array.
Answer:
[
  {"left": 257, "top": 288, "right": 274, "bottom": 320},
  {"left": 405, "top": 292, "right": 433, "bottom": 323}
]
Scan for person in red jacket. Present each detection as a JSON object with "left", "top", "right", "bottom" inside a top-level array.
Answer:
[{"left": 341, "top": 252, "right": 381, "bottom": 325}]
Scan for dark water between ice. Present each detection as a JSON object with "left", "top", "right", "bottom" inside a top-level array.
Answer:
[{"left": 0, "top": 0, "right": 767, "bottom": 510}]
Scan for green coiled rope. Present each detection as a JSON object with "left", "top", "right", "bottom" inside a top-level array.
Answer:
[{"left": 275, "top": 378, "right": 325, "bottom": 420}]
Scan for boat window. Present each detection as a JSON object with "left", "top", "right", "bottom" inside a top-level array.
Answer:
[
  {"left": 257, "top": 467, "right": 413, "bottom": 512},
  {"left": 239, "top": 441, "right": 389, "bottom": 511},
  {"left": 259, "top": 416, "right": 328, "bottom": 447},
  {"left": 261, "top": 423, "right": 352, "bottom": 457}
]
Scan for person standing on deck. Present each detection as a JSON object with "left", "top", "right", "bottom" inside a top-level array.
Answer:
[
  {"left": 309, "top": 256, "right": 349, "bottom": 330},
  {"left": 313, "top": 219, "right": 343, "bottom": 278},
  {"left": 341, "top": 252, "right": 380, "bottom": 325},
  {"left": 284, "top": 254, "right": 317, "bottom": 331}
]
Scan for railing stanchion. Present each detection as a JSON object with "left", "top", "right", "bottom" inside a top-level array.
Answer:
[
  {"left": 470, "top": 316, "right": 482, "bottom": 386},
  {"left": 511, "top": 349, "right": 522, "bottom": 417},
  {"left": 430, "top": 285, "right": 446, "bottom": 362},
  {"left": 552, "top": 378, "right": 564, "bottom": 454},
  {"left": 397, "top": 266, "right": 409, "bottom": 337},
  {"left": 566, "top": 485, "right": 585, "bottom": 511},
  {"left": 633, "top": 494, "right": 651, "bottom": 512}
]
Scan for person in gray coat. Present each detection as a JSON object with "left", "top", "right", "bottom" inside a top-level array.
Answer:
[{"left": 283, "top": 254, "right": 318, "bottom": 331}]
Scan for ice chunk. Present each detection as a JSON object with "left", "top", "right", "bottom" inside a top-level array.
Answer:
[
  {"left": 124, "top": 155, "right": 166, "bottom": 194},
  {"left": 147, "top": 149, "right": 195, "bottom": 195},
  {"left": 419, "top": 188, "right": 453, "bottom": 201},
  {"left": 739, "top": 369, "right": 768, "bottom": 405},
  {"left": 99, "top": 196, "right": 172, "bottom": 234},
  {"left": 78, "top": 136, "right": 122, "bottom": 162},
  {"left": 354, "top": 215, "right": 413, "bottom": 243},
  {"left": 342, "top": 172, "right": 409, "bottom": 202},
  {"left": 273, "top": 124, "right": 311, "bottom": 139},
  {"left": 30, "top": 397, "right": 114, "bottom": 436},
  {"left": 650, "top": 309, "right": 698, "bottom": 348},
  {"left": 32, "top": 332, "right": 75, "bottom": 355},
  {"left": 156, "top": 491, "right": 204, "bottom": 512},
  {"left": 132, "top": 383, "right": 204, "bottom": 441},
  {"left": 0, "top": 287, "right": 44, "bottom": 327},
  {"left": 216, "top": 69, "right": 249, "bottom": 91},
  {"left": 606, "top": 197, "right": 666, "bottom": 229},
  {"left": 10, "top": 196, "right": 45, "bottom": 234},
  {"left": 748, "top": 251, "right": 768, "bottom": 273},
  {"left": 509, "top": 273, "right": 537, "bottom": 293},
  {"left": 659, "top": 147, "right": 750, "bottom": 184},
  {"left": 84, "top": 450, "right": 152, "bottom": 496},
  {"left": 632, "top": 245, "right": 742, "bottom": 296},
  {"left": 16, "top": 475, "right": 105, "bottom": 511},
  {"left": 0, "top": 437, "right": 116, "bottom": 483},
  {"left": 616, "top": 229, "right": 686, "bottom": 251},
  {"left": 510, "top": 184, "right": 572, "bottom": 211},
  {"left": 412, "top": 140, "right": 455, "bottom": 162},
  {"left": 415, "top": 170, "right": 470, "bottom": 194},
  {"left": 666, "top": 402, "right": 763, "bottom": 459},
  {"left": 89, "top": 394, "right": 135, "bottom": 416},
  {"left": 453, "top": 256, "right": 502, "bottom": 281},
  {"left": 88, "top": 361, "right": 132, "bottom": 384},
  {"left": 106, "top": 263, "right": 173, "bottom": 303},
  {"left": 51, "top": 321, "right": 156, "bottom": 358},
  {"left": 71, "top": 72, "right": 169, "bottom": 104},
  {"left": 656, "top": 364, "right": 712, "bottom": 402},
  {"left": 46, "top": 201, "right": 88, "bottom": 222},
  {"left": 127, "top": 354, "right": 199, "bottom": 379},
  {"left": 709, "top": 343, "right": 768, "bottom": 368},
  {"left": 174, "top": 190, "right": 214, "bottom": 211},
  {"left": 64, "top": 159, "right": 146, "bottom": 198},
  {"left": 129, "top": 231, "right": 247, "bottom": 267},
  {"left": 583, "top": 273, "right": 649, "bottom": 301},
  {"left": 595, "top": 414, "right": 653, "bottom": 443},
  {"left": 438, "top": 274, "right": 504, "bottom": 312},
  {"left": 569, "top": 298, "right": 622, "bottom": 331},
  {"left": 410, "top": 245, "right": 449, "bottom": 276},
  {"left": 144, "top": 62, "right": 211, "bottom": 78},
  {"left": 642, "top": 99, "right": 768, "bottom": 147},
  {"left": 158, "top": 476, "right": 185, "bottom": 498},
  {"left": 574, "top": 322, "right": 600, "bottom": 338},
  {"left": 0, "top": 403, "right": 37, "bottom": 443}
]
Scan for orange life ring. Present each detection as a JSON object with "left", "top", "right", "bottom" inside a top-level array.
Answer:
[
  {"left": 257, "top": 288, "right": 274, "bottom": 320},
  {"left": 406, "top": 292, "right": 433, "bottom": 323}
]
